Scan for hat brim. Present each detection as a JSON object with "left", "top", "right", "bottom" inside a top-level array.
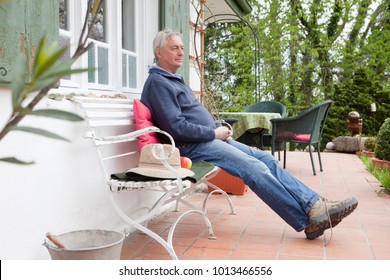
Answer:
[{"left": 127, "top": 166, "right": 194, "bottom": 179}]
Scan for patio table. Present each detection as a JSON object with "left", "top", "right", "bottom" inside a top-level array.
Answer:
[{"left": 218, "top": 112, "right": 281, "bottom": 140}]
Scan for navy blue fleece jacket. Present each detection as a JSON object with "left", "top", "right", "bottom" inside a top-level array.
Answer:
[{"left": 140, "top": 66, "right": 217, "bottom": 146}]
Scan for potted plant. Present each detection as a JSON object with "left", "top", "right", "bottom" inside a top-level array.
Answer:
[
  {"left": 361, "top": 155, "right": 390, "bottom": 195},
  {"left": 360, "top": 136, "right": 376, "bottom": 158},
  {"left": 372, "top": 118, "right": 390, "bottom": 174}
]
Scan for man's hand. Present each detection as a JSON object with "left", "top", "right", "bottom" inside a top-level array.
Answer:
[{"left": 214, "top": 126, "right": 233, "bottom": 142}]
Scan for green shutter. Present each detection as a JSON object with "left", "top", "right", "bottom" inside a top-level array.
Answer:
[
  {"left": 0, "top": 0, "right": 59, "bottom": 85},
  {"left": 160, "top": 0, "right": 190, "bottom": 82}
]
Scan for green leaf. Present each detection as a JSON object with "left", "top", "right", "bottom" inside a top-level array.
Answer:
[
  {"left": 29, "top": 60, "right": 74, "bottom": 91},
  {"left": 27, "top": 76, "right": 58, "bottom": 93},
  {"left": 11, "top": 54, "right": 27, "bottom": 108},
  {"left": 0, "top": 157, "right": 34, "bottom": 165},
  {"left": 33, "top": 36, "right": 47, "bottom": 74},
  {"left": 24, "top": 109, "right": 84, "bottom": 121},
  {"left": 7, "top": 126, "right": 70, "bottom": 142},
  {"left": 32, "top": 36, "right": 72, "bottom": 81},
  {"left": 29, "top": 61, "right": 92, "bottom": 93},
  {"left": 91, "top": 0, "right": 102, "bottom": 16},
  {"left": 34, "top": 44, "right": 69, "bottom": 79}
]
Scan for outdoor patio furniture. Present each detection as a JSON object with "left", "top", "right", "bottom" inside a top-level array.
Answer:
[
  {"left": 73, "top": 96, "right": 235, "bottom": 260},
  {"left": 238, "top": 101, "right": 287, "bottom": 159},
  {"left": 268, "top": 100, "right": 333, "bottom": 175}
]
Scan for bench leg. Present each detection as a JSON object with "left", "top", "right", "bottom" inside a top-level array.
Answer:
[
  {"left": 168, "top": 209, "right": 217, "bottom": 244},
  {"left": 175, "top": 167, "right": 236, "bottom": 215},
  {"left": 110, "top": 190, "right": 217, "bottom": 260},
  {"left": 203, "top": 182, "right": 236, "bottom": 215},
  {"left": 110, "top": 194, "right": 179, "bottom": 259}
]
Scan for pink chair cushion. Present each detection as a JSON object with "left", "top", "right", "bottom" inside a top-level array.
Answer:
[
  {"left": 133, "top": 99, "right": 160, "bottom": 150},
  {"left": 293, "top": 134, "right": 311, "bottom": 142}
]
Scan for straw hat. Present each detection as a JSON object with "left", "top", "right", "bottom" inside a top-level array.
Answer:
[{"left": 126, "top": 144, "right": 194, "bottom": 179}]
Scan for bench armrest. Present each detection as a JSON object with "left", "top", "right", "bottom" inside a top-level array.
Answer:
[
  {"left": 85, "top": 126, "right": 184, "bottom": 187},
  {"left": 84, "top": 126, "right": 175, "bottom": 148}
]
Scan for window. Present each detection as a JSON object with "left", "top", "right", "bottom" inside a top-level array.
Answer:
[
  {"left": 59, "top": 0, "right": 69, "bottom": 30},
  {"left": 88, "top": 0, "right": 106, "bottom": 42},
  {"left": 55, "top": 0, "right": 158, "bottom": 93},
  {"left": 121, "top": 0, "right": 137, "bottom": 89},
  {"left": 59, "top": 0, "right": 71, "bottom": 80},
  {"left": 87, "top": 0, "right": 110, "bottom": 86}
]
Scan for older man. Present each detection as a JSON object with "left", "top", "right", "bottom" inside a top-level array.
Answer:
[{"left": 141, "top": 29, "right": 358, "bottom": 240}]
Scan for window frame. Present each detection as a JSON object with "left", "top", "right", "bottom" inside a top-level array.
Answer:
[
  {"left": 59, "top": 0, "right": 81, "bottom": 89},
  {"left": 55, "top": 0, "right": 158, "bottom": 95},
  {"left": 121, "top": 0, "right": 138, "bottom": 91}
]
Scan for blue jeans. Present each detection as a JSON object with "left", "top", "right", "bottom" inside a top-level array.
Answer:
[{"left": 178, "top": 139, "right": 320, "bottom": 232}]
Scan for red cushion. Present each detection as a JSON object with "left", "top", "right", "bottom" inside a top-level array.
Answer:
[
  {"left": 293, "top": 134, "right": 311, "bottom": 142},
  {"left": 133, "top": 99, "right": 160, "bottom": 150}
]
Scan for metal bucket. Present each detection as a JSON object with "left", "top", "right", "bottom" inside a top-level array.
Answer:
[{"left": 43, "top": 229, "right": 125, "bottom": 260}]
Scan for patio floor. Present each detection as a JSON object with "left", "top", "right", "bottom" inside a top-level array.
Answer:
[{"left": 120, "top": 151, "right": 390, "bottom": 260}]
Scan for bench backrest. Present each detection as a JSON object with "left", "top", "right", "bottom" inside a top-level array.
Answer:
[{"left": 74, "top": 96, "right": 139, "bottom": 179}]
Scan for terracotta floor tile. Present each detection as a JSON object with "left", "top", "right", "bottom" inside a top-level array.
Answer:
[
  {"left": 325, "top": 227, "right": 369, "bottom": 244},
  {"left": 366, "top": 228, "right": 390, "bottom": 245},
  {"left": 370, "top": 244, "right": 390, "bottom": 259},
  {"left": 282, "top": 235, "right": 325, "bottom": 247},
  {"left": 120, "top": 152, "right": 389, "bottom": 260},
  {"left": 234, "top": 241, "right": 280, "bottom": 254},
  {"left": 277, "top": 254, "right": 323, "bottom": 260},
  {"left": 325, "top": 242, "right": 374, "bottom": 259},
  {"left": 279, "top": 244, "right": 325, "bottom": 259},
  {"left": 192, "top": 237, "right": 237, "bottom": 251}
]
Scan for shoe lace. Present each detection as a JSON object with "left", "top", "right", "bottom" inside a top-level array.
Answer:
[{"left": 323, "top": 198, "right": 333, "bottom": 246}]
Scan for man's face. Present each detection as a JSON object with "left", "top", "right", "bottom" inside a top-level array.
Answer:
[{"left": 156, "top": 35, "right": 184, "bottom": 74}]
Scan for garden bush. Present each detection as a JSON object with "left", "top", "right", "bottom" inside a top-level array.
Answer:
[
  {"left": 374, "top": 118, "right": 390, "bottom": 161},
  {"left": 364, "top": 137, "right": 376, "bottom": 151}
]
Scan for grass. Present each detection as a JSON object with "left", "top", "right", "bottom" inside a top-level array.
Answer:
[{"left": 360, "top": 155, "right": 390, "bottom": 195}]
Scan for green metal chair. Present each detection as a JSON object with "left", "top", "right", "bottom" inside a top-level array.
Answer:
[
  {"left": 244, "top": 101, "right": 287, "bottom": 116},
  {"left": 236, "top": 101, "right": 287, "bottom": 151},
  {"left": 268, "top": 100, "right": 333, "bottom": 175}
]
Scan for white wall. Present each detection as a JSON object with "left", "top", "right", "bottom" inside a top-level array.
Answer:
[
  {"left": 0, "top": 90, "right": 125, "bottom": 259},
  {"left": 0, "top": 0, "right": 214, "bottom": 259},
  {"left": 0, "top": 0, "right": 161, "bottom": 259}
]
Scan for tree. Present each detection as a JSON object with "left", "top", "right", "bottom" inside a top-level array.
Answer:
[
  {"left": 325, "top": 68, "right": 390, "bottom": 141},
  {"left": 204, "top": 0, "right": 389, "bottom": 121},
  {"left": 204, "top": 24, "right": 258, "bottom": 112}
]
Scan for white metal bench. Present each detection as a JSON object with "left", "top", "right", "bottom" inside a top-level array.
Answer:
[{"left": 73, "top": 96, "right": 235, "bottom": 260}]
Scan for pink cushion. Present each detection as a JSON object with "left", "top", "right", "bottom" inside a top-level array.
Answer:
[
  {"left": 133, "top": 99, "right": 160, "bottom": 150},
  {"left": 293, "top": 134, "right": 311, "bottom": 142}
]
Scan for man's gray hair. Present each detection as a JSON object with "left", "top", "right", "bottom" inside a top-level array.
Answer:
[{"left": 153, "top": 29, "right": 182, "bottom": 58}]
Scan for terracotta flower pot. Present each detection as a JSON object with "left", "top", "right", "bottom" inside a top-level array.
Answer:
[
  {"left": 371, "top": 158, "right": 385, "bottom": 169},
  {"left": 371, "top": 158, "right": 390, "bottom": 175},
  {"left": 361, "top": 151, "right": 375, "bottom": 158}
]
